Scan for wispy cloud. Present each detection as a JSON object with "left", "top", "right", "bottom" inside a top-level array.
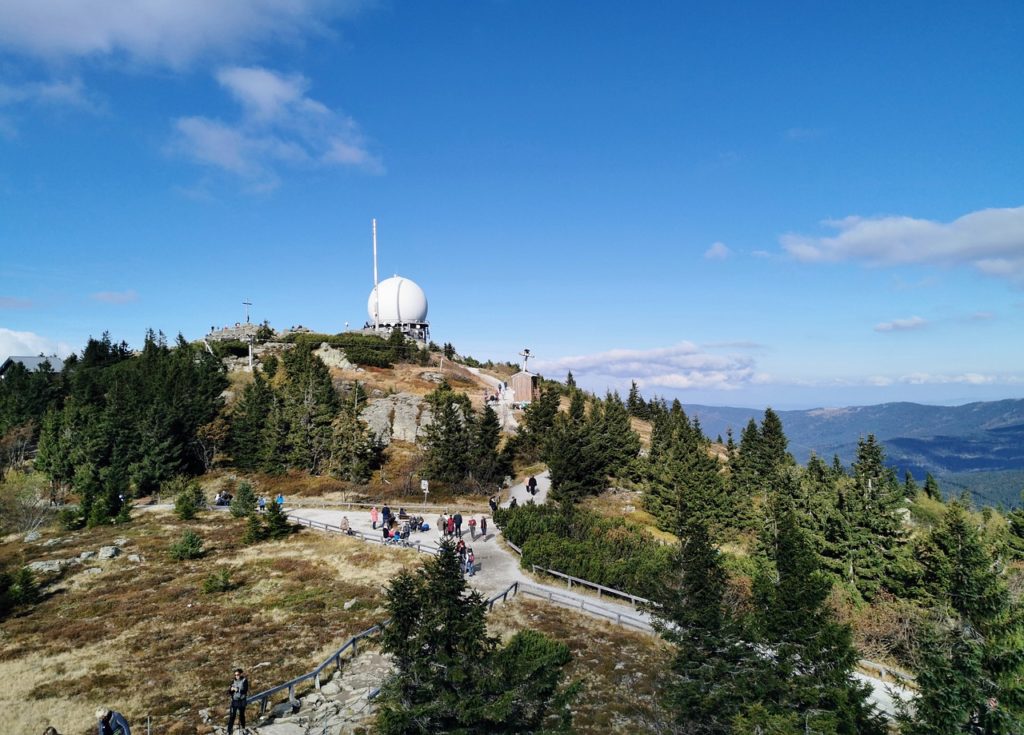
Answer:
[
  {"left": 171, "top": 66, "right": 382, "bottom": 189},
  {"left": 0, "top": 1, "right": 366, "bottom": 69},
  {"left": 0, "top": 296, "right": 33, "bottom": 309},
  {"left": 781, "top": 205, "right": 1024, "bottom": 284},
  {"left": 704, "top": 241, "right": 731, "bottom": 260},
  {"left": 0, "top": 328, "right": 74, "bottom": 361},
  {"left": 92, "top": 290, "right": 138, "bottom": 304},
  {"left": 535, "top": 342, "right": 756, "bottom": 391},
  {"left": 874, "top": 316, "right": 927, "bottom": 333},
  {"left": 0, "top": 77, "right": 101, "bottom": 134}
]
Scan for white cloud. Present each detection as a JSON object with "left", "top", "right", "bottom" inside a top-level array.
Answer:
[
  {"left": 874, "top": 316, "right": 927, "bottom": 332},
  {"left": 172, "top": 66, "right": 382, "bottom": 187},
  {"left": 92, "top": 290, "right": 139, "bottom": 304},
  {"left": 781, "top": 205, "right": 1024, "bottom": 283},
  {"left": 704, "top": 241, "right": 731, "bottom": 260},
  {"left": 534, "top": 342, "right": 756, "bottom": 392},
  {"left": 0, "top": 1, "right": 365, "bottom": 68},
  {"left": 0, "top": 328, "right": 74, "bottom": 361}
]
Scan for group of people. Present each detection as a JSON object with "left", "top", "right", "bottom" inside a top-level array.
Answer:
[
  {"left": 436, "top": 511, "right": 488, "bottom": 541},
  {"left": 454, "top": 537, "right": 477, "bottom": 576},
  {"left": 368, "top": 505, "right": 429, "bottom": 545}
]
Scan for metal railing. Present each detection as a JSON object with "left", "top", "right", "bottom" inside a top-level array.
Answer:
[
  {"left": 503, "top": 540, "right": 651, "bottom": 609},
  {"left": 245, "top": 582, "right": 520, "bottom": 717},
  {"left": 516, "top": 582, "right": 653, "bottom": 632}
]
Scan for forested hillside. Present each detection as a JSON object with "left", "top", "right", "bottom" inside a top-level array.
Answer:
[
  {"left": 683, "top": 398, "right": 1024, "bottom": 506},
  {"left": 3, "top": 340, "right": 1024, "bottom": 733}
]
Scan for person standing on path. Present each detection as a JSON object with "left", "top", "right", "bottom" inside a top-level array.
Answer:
[
  {"left": 370, "top": 506, "right": 379, "bottom": 530},
  {"left": 257, "top": 495, "right": 266, "bottom": 513},
  {"left": 382, "top": 504, "right": 392, "bottom": 529},
  {"left": 488, "top": 496, "right": 498, "bottom": 513},
  {"left": 275, "top": 493, "right": 285, "bottom": 507},
  {"left": 446, "top": 515, "right": 455, "bottom": 536},
  {"left": 95, "top": 708, "right": 131, "bottom": 735},
  {"left": 454, "top": 511, "right": 463, "bottom": 538},
  {"left": 480, "top": 516, "right": 488, "bottom": 538},
  {"left": 468, "top": 516, "right": 477, "bottom": 540},
  {"left": 437, "top": 512, "right": 446, "bottom": 537},
  {"left": 226, "top": 668, "right": 249, "bottom": 735},
  {"left": 527, "top": 476, "right": 538, "bottom": 496}
]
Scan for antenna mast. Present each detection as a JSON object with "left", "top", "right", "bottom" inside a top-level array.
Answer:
[
  {"left": 519, "top": 348, "right": 532, "bottom": 372},
  {"left": 372, "top": 219, "right": 380, "bottom": 331}
]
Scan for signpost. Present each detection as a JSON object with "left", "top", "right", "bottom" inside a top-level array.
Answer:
[{"left": 421, "top": 479, "right": 429, "bottom": 507}]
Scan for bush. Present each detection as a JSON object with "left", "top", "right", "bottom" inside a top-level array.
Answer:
[
  {"left": 265, "top": 501, "right": 294, "bottom": 540},
  {"left": 173, "top": 481, "right": 206, "bottom": 521},
  {"left": 201, "top": 568, "right": 236, "bottom": 594},
  {"left": 242, "top": 513, "right": 268, "bottom": 544},
  {"left": 57, "top": 507, "right": 85, "bottom": 531},
  {"left": 169, "top": 530, "right": 204, "bottom": 560},
  {"left": 496, "top": 504, "right": 673, "bottom": 599},
  {"left": 230, "top": 481, "right": 257, "bottom": 518},
  {"left": 10, "top": 567, "right": 39, "bottom": 605}
]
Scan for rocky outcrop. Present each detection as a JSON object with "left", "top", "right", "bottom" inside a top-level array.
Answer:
[
  {"left": 313, "top": 343, "right": 357, "bottom": 371},
  {"left": 360, "top": 393, "right": 432, "bottom": 445}
]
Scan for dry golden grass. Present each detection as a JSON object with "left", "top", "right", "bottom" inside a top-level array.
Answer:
[
  {"left": 487, "top": 597, "right": 674, "bottom": 733},
  {"left": 579, "top": 489, "right": 678, "bottom": 544},
  {"left": 0, "top": 510, "right": 396, "bottom": 735}
]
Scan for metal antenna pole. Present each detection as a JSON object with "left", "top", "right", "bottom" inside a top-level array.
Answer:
[
  {"left": 372, "top": 219, "right": 380, "bottom": 331},
  {"left": 243, "top": 299, "right": 252, "bottom": 324}
]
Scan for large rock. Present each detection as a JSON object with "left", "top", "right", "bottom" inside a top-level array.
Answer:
[
  {"left": 360, "top": 392, "right": 431, "bottom": 445},
  {"left": 314, "top": 343, "right": 356, "bottom": 370},
  {"left": 27, "top": 559, "right": 66, "bottom": 574},
  {"left": 24, "top": 530, "right": 41, "bottom": 542},
  {"left": 98, "top": 546, "right": 121, "bottom": 559}
]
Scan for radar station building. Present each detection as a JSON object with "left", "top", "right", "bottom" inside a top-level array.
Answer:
[{"left": 365, "top": 275, "right": 430, "bottom": 343}]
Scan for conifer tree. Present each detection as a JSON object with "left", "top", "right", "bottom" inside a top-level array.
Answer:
[
  {"left": 656, "top": 517, "right": 753, "bottom": 732},
  {"left": 421, "top": 383, "right": 473, "bottom": 485},
  {"left": 593, "top": 391, "right": 641, "bottom": 477},
  {"left": 469, "top": 404, "right": 508, "bottom": 487},
  {"left": 748, "top": 506, "right": 885, "bottom": 733},
  {"left": 230, "top": 481, "right": 258, "bottom": 517},
  {"left": 565, "top": 370, "right": 576, "bottom": 389},
  {"left": 901, "top": 502, "right": 1024, "bottom": 733},
  {"left": 626, "top": 380, "right": 648, "bottom": 419},
  {"left": 545, "top": 393, "right": 605, "bottom": 502},
  {"left": 329, "top": 409, "right": 376, "bottom": 483},
  {"left": 924, "top": 472, "right": 942, "bottom": 501},
  {"left": 230, "top": 371, "right": 274, "bottom": 470},
  {"left": 282, "top": 346, "right": 338, "bottom": 474},
  {"left": 376, "top": 540, "right": 574, "bottom": 734}
]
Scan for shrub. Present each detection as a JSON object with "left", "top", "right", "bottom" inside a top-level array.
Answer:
[
  {"left": 497, "top": 503, "right": 673, "bottom": 599},
  {"left": 242, "top": 514, "right": 268, "bottom": 545},
  {"left": 114, "top": 497, "right": 133, "bottom": 525},
  {"left": 10, "top": 567, "right": 39, "bottom": 605},
  {"left": 265, "top": 501, "right": 294, "bottom": 540},
  {"left": 230, "top": 481, "right": 257, "bottom": 518},
  {"left": 201, "top": 568, "right": 236, "bottom": 594},
  {"left": 57, "top": 507, "right": 85, "bottom": 531},
  {"left": 169, "top": 530, "right": 205, "bottom": 560},
  {"left": 173, "top": 481, "right": 206, "bottom": 521}
]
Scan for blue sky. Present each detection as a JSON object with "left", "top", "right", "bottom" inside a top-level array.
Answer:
[{"left": 1, "top": 1, "right": 1022, "bottom": 410}]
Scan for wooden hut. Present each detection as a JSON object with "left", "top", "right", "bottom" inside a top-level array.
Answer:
[{"left": 509, "top": 371, "right": 541, "bottom": 405}]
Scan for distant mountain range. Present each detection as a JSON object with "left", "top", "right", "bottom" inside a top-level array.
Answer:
[{"left": 684, "top": 399, "right": 1024, "bottom": 508}]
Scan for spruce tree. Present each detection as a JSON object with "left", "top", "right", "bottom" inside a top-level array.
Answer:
[
  {"left": 230, "top": 481, "right": 258, "bottom": 517},
  {"left": 924, "top": 472, "right": 942, "bottom": 501},
  {"left": 230, "top": 371, "right": 273, "bottom": 470},
  {"left": 902, "top": 502, "right": 1024, "bottom": 733},
  {"left": 748, "top": 506, "right": 885, "bottom": 733},
  {"left": 421, "top": 382, "right": 473, "bottom": 486},
  {"left": 376, "top": 540, "right": 573, "bottom": 734},
  {"left": 656, "top": 517, "right": 753, "bottom": 732}
]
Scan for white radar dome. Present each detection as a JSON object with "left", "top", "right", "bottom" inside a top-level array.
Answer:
[{"left": 367, "top": 275, "right": 428, "bottom": 324}]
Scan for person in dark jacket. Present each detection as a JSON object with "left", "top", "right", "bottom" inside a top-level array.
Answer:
[
  {"left": 95, "top": 709, "right": 131, "bottom": 735},
  {"left": 227, "top": 668, "right": 249, "bottom": 734}
]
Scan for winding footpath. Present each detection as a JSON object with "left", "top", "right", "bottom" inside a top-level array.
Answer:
[{"left": 276, "top": 470, "right": 909, "bottom": 726}]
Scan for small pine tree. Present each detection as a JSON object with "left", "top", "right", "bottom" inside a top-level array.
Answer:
[
  {"left": 264, "top": 500, "right": 293, "bottom": 539},
  {"left": 230, "top": 481, "right": 258, "bottom": 518},
  {"left": 10, "top": 567, "right": 39, "bottom": 605},
  {"left": 173, "top": 481, "right": 205, "bottom": 521},
  {"left": 924, "top": 472, "right": 942, "bottom": 501},
  {"left": 242, "top": 513, "right": 267, "bottom": 544},
  {"left": 169, "top": 530, "right": 204, "bottom": 560}
]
